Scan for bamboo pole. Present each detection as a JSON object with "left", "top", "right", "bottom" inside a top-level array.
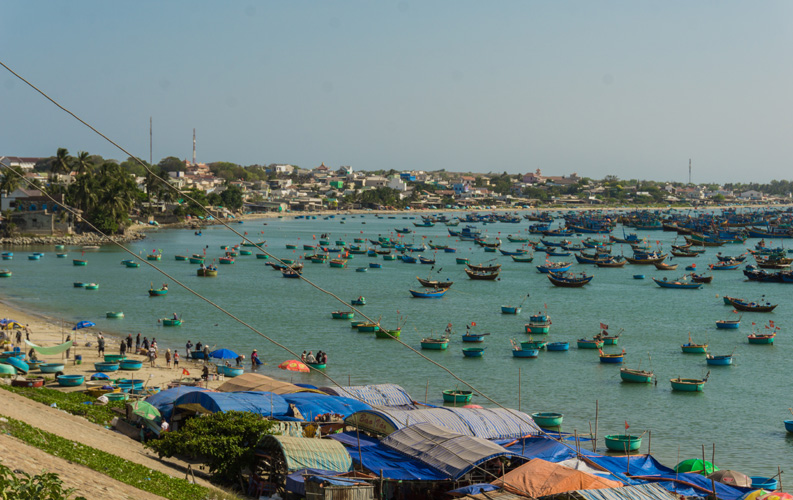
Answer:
[
  {"left": 594, "top": 400, "right": 599, "bottom": 452},
  {"left": 518, "top": 367, "right": 521, "bottom": 412},
  {"left": 425, "top": 380, "right": 428, "bottom": 404},
  {"left": 648, "top": 430, "right": 652, "bottom": 454},
  {"left": 589, "top": 422, "right": 595, "bottom": 452}
]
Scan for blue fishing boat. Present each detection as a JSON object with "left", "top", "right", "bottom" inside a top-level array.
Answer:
[
  {"left": 599, "top": 349, "right": 625, "bottom": 364},
  {"left": 351, "top": 297, "right": 366, "bottom": 306},
  {"left": 716, "top": 318, "right": 740, "bottom": 329},
  {"left": 512, "top": 347, "right": 539, "bottom": 358},
  {"left": 785, "top": 420, "right": 793, "bottom": 433},
  {"left": 462, "top": 347, "right": 485, "bottom": 358},
  {"left": 706, "top": 354, "right": 733, "bottom": 366},
  {"left": 409, "top": 288, "right": 448, "bottom": 298},
  {"left": 536, "top": 262, "right": 572, "bottom": 273},
  {"left": 521, "top": 339, "right": 547, "bottom": 350},
  {"left": 577, "top": 338, "right": 604, "bottom": 349},
  {"left": 418, "top": 256, "right": 436, "bottom": 265},
  {"left": 525, "top": 312, "right": 551, "bottom": 334},
  {"left": 462, "top": 332, "right": 488, "bottom": 342},
  {"left": 401, "top": 255, "right": 417, "bottom": 264},
  {"left": 444, "top": 248, "right": 457, "bottom": 253},
  {"left": 652, "top": 277, "right": 703, "bottom": 289},
  {"left": 501, "top": 306, "right": 521, "bottom": 314},
  {"left": 546, "top": 342, "right": 570, "bottom": 351},
  {"left": 368, "top": 262, "right": 382, "bottom": 269}
]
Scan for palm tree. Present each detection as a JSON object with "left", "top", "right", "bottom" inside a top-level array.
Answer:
[
  {"left": 74, "top": 151, "right": 92, "bottom": 175},
  {"left": 50, "top": 148, "right": 72, "bottom": 183},
  {"left": 0, "top": 167, "right": 22, "bottom": 211}
]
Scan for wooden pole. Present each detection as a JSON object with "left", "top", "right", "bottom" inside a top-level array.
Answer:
[
  {"left": 348, "top": 374, "right": 351, "bottom": 386},
  {"left": 648, "top": 430, "right": 652, "bottom": 454},
  {"left": 778, "top": 466, "right": 782, "bottom": 491},
  {"left": 589, "top": 422, "right": 595, "bottom": 452},
  {"left": 518, "top": 367, "right": 521, "bottom": 412},
  {"left": 425, "top": 380, "right": 428, "bottom": 403},
  {"left": 594, "top": 400, "right": 599, "bottom": 452},
  {"left": 702, "top": 444, "right": 707, "bottom": 474},
  {"left": 574, "top": 430, "right": 579, "bottom": 455}
]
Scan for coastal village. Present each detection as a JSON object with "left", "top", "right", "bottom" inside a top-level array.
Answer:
[{"left": 0, "top": 151, "right": 791, "bottom": 500}]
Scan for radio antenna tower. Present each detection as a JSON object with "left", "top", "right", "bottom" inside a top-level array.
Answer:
[
  {"left": 192, "top": 128, "right": 196, "bottom": 165},
  {"left": 688, "top": 159, "right": 692, "bottom": 185}
]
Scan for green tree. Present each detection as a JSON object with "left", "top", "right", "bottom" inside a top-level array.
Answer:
[
  {"left": 145, "top": 411, "right": 274, "bottom": 485},
  {"left": 0, "top": 461, "right": 86, "bottom": 500},
  {"left": 74, "top": 151, "right": 94, "bottom": 174},
  {"left": 0, "top": 167, "right": 22, "bottom": 209},
  {"left": 158, "top": 156, "right": 186, "bottom": 173},
  {"left": 220, "top": 185, "right": 244, "bottom": 210},
  {"left": 50, "top": 147, "right": 72, "bottom": 181}
]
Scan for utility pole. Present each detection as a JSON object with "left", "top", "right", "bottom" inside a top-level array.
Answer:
[
  {"left": 192, "top": 128, "right": 197, "bottom": 165},
  {"left": 149, "top": 117, "right": 153, "bottom": 166},
  {"left": 688, "top": 159, "right": 692, "bottom": 185}
]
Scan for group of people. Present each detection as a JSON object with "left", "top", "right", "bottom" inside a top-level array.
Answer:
[{"left": 301, "top": 350, "right": 327, "bottom": 365}]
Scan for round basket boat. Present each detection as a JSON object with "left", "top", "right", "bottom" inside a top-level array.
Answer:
[
  {"left": 94, "top": 362, "right": 119, "bottom": 372},
  {"left": 39, "top": 363, "right": 65, "bottom": 374},
  {"left": 531, "top": 412, "right": 564, "bottom": 428},
  {"left": 11, "top": 376, "right": 45, "bottom": 388},
  {"left": 604, "top": 434, "right": 642, "bottom": 452},
  {"left": 1, "top": 356, "right": 29, "bottom": 374},
  {"left": 442, "top": 390, "right": 473, "bottom": 404},
  {"left": 0, "top": 364, "right": 16, "bottom": 377},
  {"left": 119, "top": 359, "right": 143, "bottom": 371},
  {"left": 116, "top": 378, "right": 144, "bottom": 390},
  {"left": 103, "top": 354, "right": 126, "bottom": 363},
  {"left": 106, "top": 312, "right": 124, "bottom": 319},
  {"left": 57, "top": 374, "right": 85, "bottom": 387},
  {"left": 105, "top": 392, "right": 129, "bottom": 402},
  {"left": 27, "top": 360, "right": 43, "bottom": 371}
]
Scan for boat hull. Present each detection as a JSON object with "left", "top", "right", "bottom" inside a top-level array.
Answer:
[
  {"left": 421, "top": 339, "right": 449, "bottom": 350},
  {"left": 620, "top": 368, "right": 653, "bottom": 383},
  {"left": 512, "top": 349, "right": 539, "bottom": 358},
  {"left": 546, "top": 342, "right": 569, "bottom": 351},
  {"left": 604, "top": 434, "right": 642, "bottom": 452},
  {"left": 531, "top": 412, "right": 563, "bottom": 428},
  {"left": 670, "top": 378, "right": 706, "bottom": 392},
  {"left": 462, "top": 348, "right": 484, "bottom": 357},
  {"left": 442, "top": 390, "right": 473, "bottom": 404}
]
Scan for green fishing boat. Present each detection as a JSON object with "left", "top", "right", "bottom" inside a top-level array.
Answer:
[
  {"left": 456, "top": 258, "right": 470, "bottom": 265},
  {"left": 442, "top": 390, "right": 473, "bottom": 404},
  {"left": 175, "top": 255, "right": 188, "bottom": 261},
  {"left": 106, "top": 311, "right": 124, "bottom": 318},
  {"left": 331, "top": 311, "right": 354, "bottom": 319},
  {"left": 375, "top": 328, "right": 401, "bottom": 339},
  {"left": 73, "top": 259, "right": 87, "bottom": 266},
  {"left": 161, "top": 318, "right": 182, "bottom": 326},
  {"left": 357, "top": 323, "right": 380, "bottom": 333}
]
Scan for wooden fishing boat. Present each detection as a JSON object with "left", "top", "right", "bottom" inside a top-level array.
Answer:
[
  {"left": 546, "top": 342, "right": 570, "bottom": 351},
  {"left": 747, "top": 333, "right": 775, "bottom": 344},
  {"left": 383, "top": 254, "right": 396, "bottom": 261},
  {"left": 219, "top": 256, "right": 235, "bottom": 264},
  {"left": 394, "top": 227, "right": 412, "bottom": 234},
  {"left": 671, "top": 249, "right": 699, "bottom": 257},
  {"left": 146, "top": 254, "right": 162, "bottom": 261},
  {"left": 670, "top": 372, "right": 709, "bottom": 392},
  {"left": 531, "top": 412, "right": 564, "bottom": 428},
  {"left": 536, "top": 262, "right": 573, "bottom": 273},
  {"left": 73, "top": 259, "right": 87, "bottom": 266},
  {"left": 577, "top": 338, "right": 604, "bottom": 349},
  {"left": 511, "top": 254, "right": 535, "bottom": 263},
  {"left": 175, "top": 255, "right": 188, "bottom": 261},
  {"left": 421, "top": 337, "right": 449, "bottom": 350},
  {"left": 710, "top": 261, "right": 740, "bottom": 271},
  {"left": 715, "top": 319, "right": 740, "bottom": 329},
  {"left": 239, "top": 250, "right": 252, "bottom": 256},
  {"left": 499, "top": 248, "right": 529, "bottom": 256},
  {"left": 507, "top": 235, "right": 531, "bottom": 242},
  {"left": 625, "top": 253, "right": 667, "bottom": 264},
  {"left": 282, "top": 270, "right": 302, "bottom": 278},
  {"left": 106, "top": 311, "right": 124, "bottom": 319},
  {"left": 464, "top": 268, "right": 499, "bottom": 280},
  {"left": 604, "top": 434, "right": 642, "bottom": 452},
  {"left": 690, "top": 273, "right": 712, "bottom": 283},
  {"left": 706, "top": 354, "right": 733, "bottom": 366},
  {"left": 599, "top": 349, "right": 625, "bottom": 364},
  {"left": 456, "top": 257, "right": 470, "bottom": 265},
  {"left": 1, "top": 252, "right": 11, "bottom": 260},
  {"left": 331, "top": 311, "right": 354, "bottom": 319},
  {"left": 442, "top": 390, "right": 473, "bottom": 403},
  {"left": 654, "top": 261, "right": 678, "bottom": 271},
  {"left": 217, "top": 365, "right": 245, "bottom": 377},
  {"left": 285, "top": 244, "right": 297, "bottom": 249},
  {"left": 369, "top": 262, "right": 382, "bottom": 269},
  {"left": 74, "top": 282, "right": 87, "bottom": 288},
  {"left": 85, "top": 283, "right": 99, "bottom": 290},
  {"left": 501, "top": 306, "right": 521, "bottom": 314},
  {"left": 148, "top": 287, "right": 168, "bottom": 296},
  {"left": 547, "top": 271, "right": 592, "bottom": 287},
  {"left": 417, "top": 276, "right": 454, "bottom": 288},
  {"left": 785, "top": 420, "right": 793, "bottom": 433},
  {"left": 0, "top": 270, "right": 11, "bottom": 278},
  {"left": 56, "top": 253, "right": 68, "bottom": 258},
  {"left": 462, "top": 330, "right": 488, "bottom": 342},
  {"left": 418, "top": 256, "right": 436, "bottom": 265},
  {"left": 596, "top": 257, "right": 627, "bottom": 268},
  {"left": 462, "top": 347, "right": 485, "bottom": 358},
  {"left": 681, "top": 335, "right": 707, "bottom": 353},
  {"left": 521, "top": 339, "right": 547, "bottom": 350},
  {"left": 255, "top": 253, "right": 269, "bottom": 260},
  {"left": 727, "top": 297, "right": 778, "bottom": 312},
  {"left": 401, "top": 255, "right": 417, "bottom": 264},
  {"left": 512, "top": 347, "right": 539, "bottom": 358},
  {"left": 161, "top": 318, "right": 182, "bottom": 326},
  {"left": 375, "top": 328, "right": 401, "bottom": 339},
  {"left": 351, "top": 297, "right": 366, "bottom": 306},
  {"left": 409, "top": 287, "right": 448, "bottom": 298},
  {"left": 357, "top": 323, "right": 380, "bottom": 333},
  {"left": 467, "top": 263, "right": 501, "bottom": 272},
  {"left": 189, "top": 256, "right": 205, "bottom": 264},
  {"left": 525, "top": 313, "right": 551, "bottom": 334},
  {"left": 600, "top": 333, "right": 620, "bottom": 345},
  {"left": 620, "top": 367, "right": 654, "bottom": 383},
  {"left": 652, "top": 277, "right": 703, "bottom": 289},
  {"left": 197, "top": 267, "right": 218, "bottom": 277},
  {"left": 124, "top": 260, "right": 140, "bottom": 268},
  {"left": 27, "top": 254, "right": 41, "bottom": 260}
]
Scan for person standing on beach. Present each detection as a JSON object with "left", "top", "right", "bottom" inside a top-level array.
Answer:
[
  {"left": 173, "top": 351, "right": 179, "bottom": 369},
  {"left": 120, "top": 339, "right": 127, "bottom": 356},
  {"left": 15, "top": 330, "right": 21, "bottom": 346},
  {"left": 202, "top": 344, "right": 210, "bottom": 362},
  {"left": 142, "top": 337, "right": 149, "bottom": 351},
  {"left": 25, "top": 324, "right": 31, "bottom": 338},
  {"left": 165, "top": 349, "right": 172, "bottom": 368},
  {"left": 97, "top": 334, "right": 105, "bottom": 356},
  {"left": 149, "top": 348, "right": 156, "bottom": 367},
  {"left": 135, "top": 333, "right": 141, "bottom": 353},
  {"left": 65, "top": 335, "right": 71, "bottom": 359},
  {"left": 185, "top": 340, "right": 193, "bottom": 358},
  {"left": 126, "top": 334, "right": 132, "bottom": 351}
]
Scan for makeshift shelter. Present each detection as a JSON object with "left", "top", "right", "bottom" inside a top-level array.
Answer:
[
  {"left": 563, "top": 482, "right": 681, "bottom": 500},
  {"left": 321, "top": 384, "right": 416, "bottom": 408},
  {"left": 171, "top": 391, "right": 292, "bottom": 423},
  {"left": 345, "top": 407, "right": 539, "bottom": 439},
  {"left": 144, "top": 386, "right": 209, "bottom": 422},
  {"left": 381, "top": 423, "right": 512, "bottom": 481},
  {"left": 491, "top": 458, "right": 623, "bottom": 497},
  {"left": 281, "top": 392, "right": 372, "bottom": 421},
  {"left": 251, "top": 436, "right": 352, "bottom": 497},
  {"left": 217, "top": 373, "right": 320, "bottom": 394},
  {"left": 304, "top": 474, "right": 375, "bottom": 500}
]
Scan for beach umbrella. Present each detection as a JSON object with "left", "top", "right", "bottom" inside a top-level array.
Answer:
[
  {"left": 72, "top": 320, "right": 96, "bottom": 330},
  {"left": 129, "top": 401, "right": 161, "bottom": 421},
  {"left": 740, "top": 490, "right": 770, "bottom": 500},
  {"left": 675, "top": 458, "right": 719, "bottom": 475},
  {"left": 0, "top": 319, "right": 19, "bottom": 325},
  {"left": 90, "top": 373, "right": 109, "bottom": 380},
  {"left": 210, "top": 348, "right": 239, "bottom": 360},
  {"left": 278, "top": 359, "right": 310, "bottom": 373},
  {"left": 708, "top": 470, "right": 752, "bottom": 488},
  {"left": 758, "top": 493, "right": 793, "bottom": 500}
]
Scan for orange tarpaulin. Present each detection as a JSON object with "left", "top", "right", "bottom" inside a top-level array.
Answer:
[{"left": 491, "top": 458, "right": 622, "bottom": 497}]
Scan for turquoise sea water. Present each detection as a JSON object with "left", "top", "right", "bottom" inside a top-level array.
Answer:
[{"left": 1, "top": 213, "right": 791, "bottom": 474}]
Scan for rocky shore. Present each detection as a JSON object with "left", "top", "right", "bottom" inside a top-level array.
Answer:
[{"left": 0, "top": 231, "right": 146, "bottom": 246}]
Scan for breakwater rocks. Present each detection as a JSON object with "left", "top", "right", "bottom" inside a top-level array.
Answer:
[{"left": 0, "top": 232, "right": 146, "bottom": 247}]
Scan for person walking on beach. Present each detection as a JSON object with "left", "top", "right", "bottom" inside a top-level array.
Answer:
[
  {"left": 120, "top": 339, "right": 127, "bottom": 356},
  {"left": 135, "top": 333, "right": 141, "bottom": 353},
  {"left": 65, "top": 335, "right": 71, "bottom": 359},
  {"left": 185, "top": 340, "right": 193, "bottom": 358},
  {"left": 173, "top": 351, "right": 179, "bottom": 369},
  {"left": 15, "top": 330, "right": 21, "bottom": 346},
  {"left": 97, "top": 334, "right": 105, "bottom": 356},
  {"left": 142, "top": 337, "right": 149, "bottom": 351},
  {"left": 149, "top": 347, "right": 157, "bottom": 367},
  {"left": 126, "top": 334, "right": 132, "bottom": 351},
  {"left": 165, "top": 349, "right": 172, "bottom": 368}
]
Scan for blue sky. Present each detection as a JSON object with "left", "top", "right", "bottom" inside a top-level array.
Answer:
[{"left": 2, "top": 1, "right": 792, "bottom": 183}]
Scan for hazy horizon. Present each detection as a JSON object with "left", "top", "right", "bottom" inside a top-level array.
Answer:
[{"left": 2, "top": 1, "right": 792, "bottom": 184}]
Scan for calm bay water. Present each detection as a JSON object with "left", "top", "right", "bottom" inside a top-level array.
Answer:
[{"left": 1, "top": 212, "right": 791, "bottom": 474}]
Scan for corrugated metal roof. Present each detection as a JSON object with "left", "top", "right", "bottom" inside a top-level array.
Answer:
[
  {"left": 371, "top": 407, "right": 539, "bottom": 439},
  {"left": 381, "top": 423, "right": 510, "bottom": 480},
  {"left": 576, "top": 483, "right": 679, "bottom": 500},
  {"left": 259, "top": 436, "right": 353, "bottom": 473},
  {"left": 321, "top": 384, "right": 415, "bottom": 407}
]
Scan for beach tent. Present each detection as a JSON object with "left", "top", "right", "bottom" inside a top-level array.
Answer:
[
  {"left": 145, "top": 386, "right": 209, "bottom": 422},
  {"left": 491, "top": 458, "right": 623, "bottom": 497},
  {"left": 217, "top": 373, "right": 321, "bottom": 395},
  {"left": 256, "top": 435, "right": 352, "bottom": 473}
]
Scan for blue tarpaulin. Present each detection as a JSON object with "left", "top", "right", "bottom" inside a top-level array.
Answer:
[
  {"left": 173, "top": 391, "right": 290, "bottom": 417},
  {"left": 281, "top": 393, "right": 372, "bottom": 421},
  {"left": 286, "top": 469, "right": 339, "bottom": 496},
  {"left": 145, "top": 386, "right": 209, "bottom": 422},
  {"left": 331, "top": 432, "right": 449, "bottom": 481}
]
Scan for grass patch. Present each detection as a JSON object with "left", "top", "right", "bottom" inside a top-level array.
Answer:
[
  {"left": 0, "top": 384, "right": 125, "bottom": 425},
  {"left": 0, "top": 416, "right": 236, "bottom": 500}
]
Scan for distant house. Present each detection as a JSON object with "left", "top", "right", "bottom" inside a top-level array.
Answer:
[
  {"left": 0, "top": 156, "right": 43, "bottom": 172},
  {"left": 400, "top": 172, "right": 416, "bottom": 182},
  {"left": 269, "top": 164, "right": 295, "bottom": 175},
  {"left": 739, "top": 190, "right": 764, "bottom": 201},
  {"left": 313, "top": 163, "right": 331, "bottom": 175}
]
